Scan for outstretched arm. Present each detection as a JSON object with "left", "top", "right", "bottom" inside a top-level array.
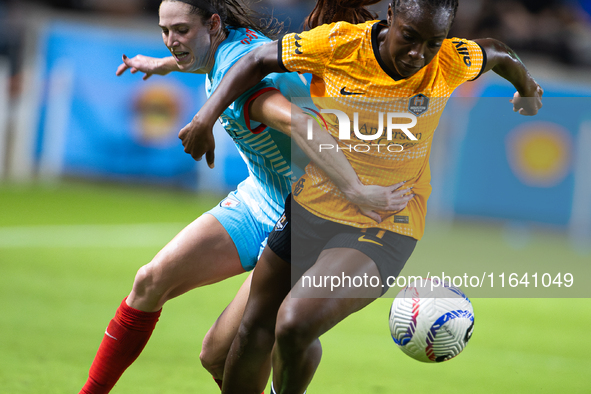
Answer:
[
  {"left": 115, "top": 54, "right": 180, "bottom": 80},
  {"left": 475, "top": 38, "right": 543, "bottom": 115}
]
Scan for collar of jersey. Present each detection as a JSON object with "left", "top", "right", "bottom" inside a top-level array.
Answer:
[{"left": 371, "top": 20, "right": 406, "bottom": 82}]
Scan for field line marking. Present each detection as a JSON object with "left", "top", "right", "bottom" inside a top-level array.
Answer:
[{"left": 0, "top": 223, "right": 188, "bottom": 248}]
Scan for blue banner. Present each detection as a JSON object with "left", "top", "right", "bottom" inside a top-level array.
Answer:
[
  {"left": 36, "top": 20, "right": 248, "bottom": 190},
  {"left": 452, "top": 84, "right": 591, "bottom": 226}
]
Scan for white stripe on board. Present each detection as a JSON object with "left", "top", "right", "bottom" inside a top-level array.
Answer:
[
  {"left": 0, "top": 57, "right": 9, "bottom": 179},
  {"left": 0, "top": 223, "right": 187, "bottom": 248},
  {"left": 569, "top": 120, "right": 591, "bottom": 251}
]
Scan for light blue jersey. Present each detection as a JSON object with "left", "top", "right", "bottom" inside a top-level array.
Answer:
[{"left": 205, "top": 27, "right": 310, "bottom": 270}]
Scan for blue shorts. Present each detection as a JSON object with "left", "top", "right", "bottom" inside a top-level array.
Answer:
[{"left": 206, "top": 181, "right": 283, "bottom": 271}]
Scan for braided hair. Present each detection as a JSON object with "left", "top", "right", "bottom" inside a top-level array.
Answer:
[
  {"left": 162, "top": 0, "right": 283, "bottom": 39},
  {"left": 392, "top": 0, "right": 459, "bottom": 26}
]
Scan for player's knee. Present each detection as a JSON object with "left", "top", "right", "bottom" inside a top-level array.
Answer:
[
  {"left": 131, "top": 262, "right": 170, "bottom": 307},
  {"left": 236, "top": 318, "right": 275, "bottom": 352},
  {"left": 275, "top": 308, "right": 316, "bottom": 354},
  {"left": 199, "top": 332, "right": 226, "bottom": 379}
]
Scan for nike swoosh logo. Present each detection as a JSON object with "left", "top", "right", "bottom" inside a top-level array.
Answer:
[
  {"left": 295, "top": 48, "right": 303, "bottom": 54},
  {"left": 105, "top": 329, "right": 118, "bottom": 341},
  {"left": 358, "top": 235, "right": 383, "bottom": 246},
  {"left": 340, "top": 87, "right": 363, "bottom": 95},
  {"left": 295, "top": 41, "right": 301, "bottom": 48}
]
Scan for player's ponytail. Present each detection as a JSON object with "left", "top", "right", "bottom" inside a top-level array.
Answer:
[
  {"left": 304, "top": 0, "right": 381, "bottom": 29},
  {"left": 165, "top": 0, "right": 284, "bottom": 39}
]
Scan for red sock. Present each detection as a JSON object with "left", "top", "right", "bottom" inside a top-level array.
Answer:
[{"left": 80, "top": 297, "right": 161, "bottom": 394}]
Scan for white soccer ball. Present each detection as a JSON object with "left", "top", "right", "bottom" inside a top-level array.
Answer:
[{"left": 389, "top": 278, "right": 474, "bottom": 363}]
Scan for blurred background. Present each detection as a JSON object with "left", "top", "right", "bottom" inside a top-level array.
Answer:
[{"left": 0, "top": 1, "right": 590, "bottom": 393}]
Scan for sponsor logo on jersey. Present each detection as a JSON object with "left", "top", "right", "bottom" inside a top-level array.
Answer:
[
  {"left": 220, "top": 197, "right": 241, "bottom": 208},
  {"left": 452, "top": 40, "right": 472, "bottom": 67},
  {"left": 240, "top": 28, "right": 259, "bottom": 45},
  {"left": 408, "top": 93, "right": 429, "bottom": 116},
  {"left": 340, "top": 87, "right": 363, "bottom": 96}
]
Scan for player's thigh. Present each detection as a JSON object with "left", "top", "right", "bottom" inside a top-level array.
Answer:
[
  {"left": 277, "top": 249, "right": 380, "bottom": 342},
  {"left": 242, "top": 198, "right": 293, "bottom": 326},
  {"left": 200, "top": 271, "right": 253, "bottom": 371},
  {"left": 243, "top": 247, "right": 292, "bottom": 329},
  {"left": 201, "top": 243, "right": 292, "bottom": 376},
  {"left": 293, "top": 226, "right": 417, "bottom": 298},
  {"left": 204, "top": 239, "right": 292, "bottom": 354},
  {"left": 201, "top": 248, "right": 291, "bottom": 368},
  {"left": 292, "top": 247, "right": 384, "bottom": 299},
  {"left": 141, "top": 213, "right": 244, "bottom": 300}
]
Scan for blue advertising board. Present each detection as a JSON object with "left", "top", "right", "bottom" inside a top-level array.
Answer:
[
  {"left": 35, "top": 20, "right": 248, "bottom": 190},
  {"left": 452, "top": 80, "right": 591, "bottom": 226}
]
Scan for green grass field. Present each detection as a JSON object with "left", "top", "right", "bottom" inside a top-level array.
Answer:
[{"left": 1, "top": 181, "right": 590, "bottom": 393}]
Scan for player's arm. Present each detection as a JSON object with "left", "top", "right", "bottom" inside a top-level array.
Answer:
[
  {"left": 115, "top": 54, "right": 180, "bottom": 80},
  {"left": 474, "top": 38, "right": 543, "bottom": 115},
  {"left": 179, "top": 39, "right": 412, "bottom": 219},
  {"left": 178, "top": 41, "right": 282, "bottom": 166},
  {"left": 248, "top": 89, "right": 414, "bottom": 221}
]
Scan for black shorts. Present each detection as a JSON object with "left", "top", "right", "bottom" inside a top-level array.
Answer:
[
  {"left": 268, "top": 194, "right": 417, "bottom": 294},
  {"left": 267, "top": 194, "right": 291, "bottom": 263}
]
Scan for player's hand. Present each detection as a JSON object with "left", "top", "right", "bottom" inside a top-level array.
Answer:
[
  {"left": 115, "top": 54, "right": 175, "bottom": 81},
  {"left": 510, "top": 84, "right": 543, "bottom": 116},
  {"left": 178, "top": 115, "right": 216, "bottom": 167},
  {"left": 348, "top": 181, "right": 415, "bottom": 224}
]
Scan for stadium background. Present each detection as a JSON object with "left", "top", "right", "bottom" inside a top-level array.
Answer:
[{"left": 0, "top": 0, "right": 590, "bottom": 392}]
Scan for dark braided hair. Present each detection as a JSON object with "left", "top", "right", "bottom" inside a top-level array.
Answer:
[
  {"left": 305, "top": 0, "right": 459, "bottom": 30},
  {"left": 392, "top": 0, "right": 459, "bottom": 26},
  {"left": 163, "top": 0, "right": 284, "bottom": 39}
]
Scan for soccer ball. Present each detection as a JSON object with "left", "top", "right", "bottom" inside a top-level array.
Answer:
[{"left": 389, "top": 278, "right": 474, "bottom": 363}]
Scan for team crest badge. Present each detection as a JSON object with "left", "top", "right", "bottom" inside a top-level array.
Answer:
[
  {"left": 293, "top": 178, "right": 306, "bottom": 196},
  {"left": 220, "top": 197, "right": 240, "bottom": 208},
  {"left": 274, "top": 212, "right": 287, "bottom": 231},
  {"left": 408, "top": 93, "right": 429, "bottom": 116}
]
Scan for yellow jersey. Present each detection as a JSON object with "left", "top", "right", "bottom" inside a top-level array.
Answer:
[{"left": 280, "top": 20, "right": 485, "bottom": 240}]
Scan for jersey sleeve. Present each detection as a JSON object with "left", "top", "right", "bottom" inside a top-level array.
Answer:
[
  {"left": 279, "top": 23, "right": 341, "bottom": 77},
  {"left": 226, "top": 71, "right": 310, "bottom": 134},
  {"left": 439, "top": 38, "right": 487, "bottom": 89},
  {"left": 228, "top": 78, "right": 280, "bottom": 133}
]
